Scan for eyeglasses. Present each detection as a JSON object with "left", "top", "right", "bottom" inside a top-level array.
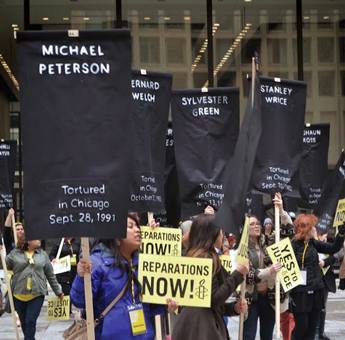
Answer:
[{"left": 250, "top": 222, "right": 261, "bottom": 227}]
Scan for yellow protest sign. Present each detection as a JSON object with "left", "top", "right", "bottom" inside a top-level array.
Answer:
[
  {"left": 235, "top": 216, "right": 249, "bottom": 265},
  {"left": 140, "top": 226, "right": 182, "bottom": 256},
  {"left": 138, "top": 254, "right": 212, "bottom": 307},
  {"left": 333, "top": 198, "right": 345, "bottom": 227},
  {"left": 47, "top": 296, "right": 70, "bottom": 321},
  {"left": 52, "top": 255, "right": 71, "bottom": 275},
  {"left": 219, "top": 255, "right": 232, "bottom": 274},
  {"left": 267, "top": 238, "right": 304, "bottom": 292}
]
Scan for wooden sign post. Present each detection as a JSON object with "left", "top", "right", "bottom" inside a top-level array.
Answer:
[
  {"left": 81, "top": 237, "right": 95, "bottom": 340},
  {"left": 0, "top": 248, "right": 20, "bottom": 340},
  {"left": 274, "top": 193, "right": 281, "bottom": 339}
]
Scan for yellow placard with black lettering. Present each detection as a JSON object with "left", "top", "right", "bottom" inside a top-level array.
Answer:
[
  {"left": 267, "top": 238, "right": 304, "bottom": 292},
  {"left": 47, "top": 296, "right": 70, "bottom": 321},
  {"left": 138, "top": 254, "right": 212, "bottom": 307},
  {"left": 140, "top": 226, "right": 182, "bottom": 256},
  {"left": 333, "top": 198, "right": 345, "bottom": 227},
  {"left": 235, "top": 217, "right": 249, "bottom": 265},
  {"left": 219, "top": 255, "right": 232, "bottom": 274}
]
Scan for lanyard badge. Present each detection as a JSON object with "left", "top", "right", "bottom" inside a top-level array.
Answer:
[{"left": 127, "top": 304, "right": 147, "bottom": 336}]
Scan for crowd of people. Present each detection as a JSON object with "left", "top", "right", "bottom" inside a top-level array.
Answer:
[{"left": 0, "top": 198, "right": 345, "bottom": 340}]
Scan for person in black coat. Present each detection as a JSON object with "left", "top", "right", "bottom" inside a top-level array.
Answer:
[
  {"left": 49, "top": 237, "right": 81, "bottom": 315},
  {"left": 290, "top": 215, "right": 345, "bottom": 340},
  {"left": 317, "top": 234, "right": 338, "bottom": 340}
]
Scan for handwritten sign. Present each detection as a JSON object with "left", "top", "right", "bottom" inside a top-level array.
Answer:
[
  {"left": 235, "top": 216, "right": 249, "bottom": 265},
  {"left": 267, "top": 238, "right": 304, "bottom": 292},
  {"left": 47, "top": 296, "right": 70, "bottom": 321},
  {"left": 52, "top": 255, "right": 71, "bottom": 275},
  {"left": 333, "top": 198, "right": 345, "bottom": 227}
]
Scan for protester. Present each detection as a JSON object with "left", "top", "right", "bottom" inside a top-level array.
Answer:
[
  {"left": 49, "top": 237, "right": 81, "bottom": 315},
  {"left": 172, "top": 213, "right": 249, "bottom": 340},
  {"left": 0, "top": 229, "right": 3, "bottom": 317},
  {"left": 263, "top": 218, "right": 274, "bottom": 235},
  {"left": 317, "top": 233, "right": 337, "bottom": 340},
  {"left": 3, "top": 208, "right": 26, "bottom": 326},
  {"left": 2, "top": 235, "right": 63, "bottom": 340},
  {"left": 290, "top": 216, "right": 345, "bottom": 340},
  {"left": 242, "top": 192, "right": 292, "bottom": 340},
  {"left": 70, "top": 213, "right": 177, "bottom": 340},
  {"left": 334, "top": 239, "right": 345, "bottom": 290},
  {"left": 3, "top": 208, "right": 24, "bottom": 253}
]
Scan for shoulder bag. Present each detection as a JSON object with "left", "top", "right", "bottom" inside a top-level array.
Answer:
[{"left": 63, "top": 283, "right": 127, "bottom": 340}]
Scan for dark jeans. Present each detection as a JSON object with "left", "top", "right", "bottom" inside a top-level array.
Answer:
[
  {"left": 243, "top": 293, "right": 275, "bottom": 340},
  {"left": 14, "top": 295, "right": 45, "bottom": 340},
  {"left": 291, "top": 309, "right": 320, "bottom": 340}
]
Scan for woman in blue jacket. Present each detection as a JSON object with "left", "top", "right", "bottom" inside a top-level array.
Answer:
[{"left": 70, "top": 213, "right": 177, "bottom": 340}]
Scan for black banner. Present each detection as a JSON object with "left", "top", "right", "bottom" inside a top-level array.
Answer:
[
  {"left": 0, "top": 140, "right": 17, "bottom": 210},
  {"left": 17, "top": 30, "right": 132, "bottom": 240},
  {"left": 314, "top": 151, "right": 345, "bottom": 234},
  {"left": 171, "top": 88, "right": 239, "bottom": 220},
  {"left": 154, "top": 122, "right": 181, "bottom": 228},
  {"left": 299, "top": 123, "right": 330, "bottom": 209},
  {"left": 129, "top": 70, "right": 172, "bottom": 213},
  {"left": 214, "top": 70, "right": 262, "bottom": 235},
  {"left": 252, "top": 77, "right": 306, "bottom": 197}
]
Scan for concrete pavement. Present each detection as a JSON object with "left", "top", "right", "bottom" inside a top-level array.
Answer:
[{"left": 1, "top": 281, "right": 345, "bottom": 339}]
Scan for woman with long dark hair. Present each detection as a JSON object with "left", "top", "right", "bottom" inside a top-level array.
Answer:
[
  {"left": 70, "top": 213, "right": 177, "bottom": 340},
  {"left": 290, "top": 215, "right": 345, "bottom": 340},
  {"left": 172, "top": 213, "right": 249, "bottom": 340}
]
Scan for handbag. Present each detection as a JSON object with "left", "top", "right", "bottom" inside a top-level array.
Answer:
[
  {"left": 63, "top": 283, "right": 127, "bottom": 340},
  {"left": 4, "top": 291, "right": 11, "bottom": 314}
]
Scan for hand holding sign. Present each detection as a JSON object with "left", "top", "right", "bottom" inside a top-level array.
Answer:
[
  {"left": 166, "top": 297, "right": 179, "bottom": 313},
  {"left": 77, "top": 258, "right": 93, "bottom": 277}
]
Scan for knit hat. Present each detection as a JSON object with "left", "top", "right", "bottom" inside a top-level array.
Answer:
[
  {"left": 264, "top": 218, "right": 273, "bottom": 226},
  {"left": 180, "top": 220, "right": 193, "bottom": 236}
]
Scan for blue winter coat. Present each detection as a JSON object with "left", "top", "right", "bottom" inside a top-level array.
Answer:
[{"left": 70, "top": 244, "right": 165, "bottom": 340}]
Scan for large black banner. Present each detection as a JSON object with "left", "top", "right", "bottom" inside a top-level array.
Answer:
[
  {"left": 314, "top": 151, "right": 345, "bottom": 234},
  {"left": 129, "top": 70, "right": 172, "bottom": 213},
  {"left": 171, "top": 88, "right": 239, "bottom": 220},
  {"left": 214, "top": 70, "right": 262, "bottom": 235},
  {"left": 299, "top": 123, "right": 330, "bottom": 209},
  {"left": 17, "top": 30, "right": 132, "bottom": 240},
  {"left": 252, "top": 77, "right": 306, "bottom": 197},
  {"left": 154, "top": 123, "right": 181, "bottom": 228},
  {"left": 0, "top": 140, "right": 17, "bottom": 210}
]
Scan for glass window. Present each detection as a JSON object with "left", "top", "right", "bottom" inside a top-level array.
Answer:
[
  {"left": 139, "top": 37, "right": 160, "bottom": 64},
  {"left": 341, "top": 71, "right": 345, "bottom": 96},
  {"left": 267, "top": 39, "right": 287, "bottom": 64},
  {"left": 123, "top": 2, "right": 206, "bottom": 89},
  {"left": 317, "top": 37, "right": 334, "bottom": 63},
  {"left": 318, "top": 71, "right": 335, "bottom": 96},
  {"left": 166, "top": 38, "right": 186, "bottom": 64},
  {"left": 340, "top": 37, "right": 345, "bottom": 64},
  {"left": 293, "top": 38, "right": 311, "bottom": 64}
]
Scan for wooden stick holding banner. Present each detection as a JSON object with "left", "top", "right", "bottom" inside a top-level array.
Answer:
[
  {"left": 238, "top": 280, "right": 247, "bottom": 340},
  {"left": 235, "top": 216, "right": 249, "bottom": 340},
  {"left": 11, "top": 214, "right": 17, "bottom": 246},
  {"left": 274, "top": 193, "right": 281, "bottom": 339},
  {"left": 56, "top": 238, "right": 65, "bottom": 261},
  {"left": 0, "top": 248, "right": 20, "bottom": 340},
  {"left": 81, "top": 237, "right": 95, "bottom": 340},
  {"left": 147, "top": 211, "right": 163, "bottom": 340}
]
